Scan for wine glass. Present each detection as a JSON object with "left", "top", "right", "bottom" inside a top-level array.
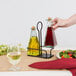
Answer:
[{"left": 7, "top": 45, "right": 21, "bottom": 71}]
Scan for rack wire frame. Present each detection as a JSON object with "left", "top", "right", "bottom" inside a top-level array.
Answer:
[{"left": 27, "top": 21, "right": 54, "bottom": 59}]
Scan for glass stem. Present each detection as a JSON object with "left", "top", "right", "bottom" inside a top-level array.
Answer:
[{"left": 13, "top": 65, "right": 17, "bottom": 71}]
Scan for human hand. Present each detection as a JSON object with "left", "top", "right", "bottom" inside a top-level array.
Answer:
[{"left": 52, "top": 17, "right": 69, "bottom": 30}]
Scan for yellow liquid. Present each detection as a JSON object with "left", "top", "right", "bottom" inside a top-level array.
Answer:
[
  {"left": 27, "top": 36, "right": 40, "bottom": 56},
  {"left": 8, "top": 53, "right": 21, "bottom": 60},
  {"left": 7, "top": 52, "right": 21, "bottom": 65}
]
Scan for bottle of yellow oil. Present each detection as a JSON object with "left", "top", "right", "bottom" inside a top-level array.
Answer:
[{"left": 27, "top": 26, "right": 40, "bottom": 56}]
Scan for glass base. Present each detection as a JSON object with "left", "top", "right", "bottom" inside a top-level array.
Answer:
[{"left": 8, "top": 66, "right": 21, "bottom": 71}]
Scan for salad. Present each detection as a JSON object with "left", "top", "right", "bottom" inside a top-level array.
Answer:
[
  {"left": 0, "top": 45, "right": 8, "bottom": 56},
  {"left": 59, "top": 50, "right": 76, "bottom": 58},
  {"left": 0, "top": 44, "right": 26, "bottom": 56}
]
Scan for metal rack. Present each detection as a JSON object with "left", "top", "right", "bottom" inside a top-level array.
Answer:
[{"left": 27, "top": 21, "right": 54, "bottom": 59}]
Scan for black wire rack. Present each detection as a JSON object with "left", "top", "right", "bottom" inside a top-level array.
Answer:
[{"left": 27, "top": 21, "right": 54, "bottom": 59}]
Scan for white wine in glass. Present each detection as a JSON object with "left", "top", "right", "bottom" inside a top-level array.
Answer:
[{"left": 7, "top": 45, "right": 21, "bottom": 71}]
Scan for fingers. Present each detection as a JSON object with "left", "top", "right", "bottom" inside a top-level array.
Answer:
[
  {"left": 52, "top": 24, "right": 59, "bottom": 30},
  {"left": 52, "top": 17, "right": 59, "bottom": 30}
]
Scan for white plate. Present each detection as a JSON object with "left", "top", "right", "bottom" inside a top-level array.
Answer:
[{"left": 56, "top": 52, "right": 61, "bottom": 59}]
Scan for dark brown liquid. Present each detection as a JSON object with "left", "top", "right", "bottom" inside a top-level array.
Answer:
[{"left": 45, "top": 27, "right": 57, "bottom": 47}]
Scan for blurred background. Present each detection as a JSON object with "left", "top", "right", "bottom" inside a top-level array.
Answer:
[{"left": 0, "top": 0, "right": 76, "bottom": 50}]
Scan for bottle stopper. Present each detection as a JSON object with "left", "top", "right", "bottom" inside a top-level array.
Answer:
[
  {"left": 47, "top": 17, "right": 52, "bottom": 21},
  {"left": 31, "top": 26, "right": 35, "bottom": 30}
]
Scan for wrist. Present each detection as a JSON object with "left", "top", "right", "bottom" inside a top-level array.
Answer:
[{"left": 65, "top": 18, "right": 72, "bottom": 27}]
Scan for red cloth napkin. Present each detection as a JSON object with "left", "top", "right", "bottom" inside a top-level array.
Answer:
[{"left": 29, "top": 58, "right": 76, "bottom": 76}]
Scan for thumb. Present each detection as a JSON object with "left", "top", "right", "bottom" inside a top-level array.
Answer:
[{"left": 52, "top": 17, "right": 58, "bottom": 23}]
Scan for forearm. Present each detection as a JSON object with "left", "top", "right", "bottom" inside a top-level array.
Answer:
[{"left": 67, "top": 14, "right": 76, "bottom": 26}]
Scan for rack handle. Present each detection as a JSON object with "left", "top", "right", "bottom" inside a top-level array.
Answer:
[{"left": 37, "top": 21, "right": 43, "bottom": 32}]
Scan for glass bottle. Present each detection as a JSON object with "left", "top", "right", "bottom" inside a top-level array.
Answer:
[
  {"left": 27, "top": 26, "right": 40, "bottom": 56},
  {"left": 44, "top": 17, "right": 57, "bottom": 48}
]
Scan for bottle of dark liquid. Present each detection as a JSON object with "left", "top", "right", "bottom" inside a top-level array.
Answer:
[{"left": 44, "top": 17, "right": 57, "bottom": 48}]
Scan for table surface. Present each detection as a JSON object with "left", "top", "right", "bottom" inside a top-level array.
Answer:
[{"left": 0, "top": 50, "right": 67, "bottom": 71}]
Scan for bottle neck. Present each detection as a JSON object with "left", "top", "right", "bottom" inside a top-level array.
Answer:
[
  {"left": 31, "top": 30, "right": 37, "bottom": 37},
  {"left": 47, "top": 21, "right": 53, "bottom": 27}
]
